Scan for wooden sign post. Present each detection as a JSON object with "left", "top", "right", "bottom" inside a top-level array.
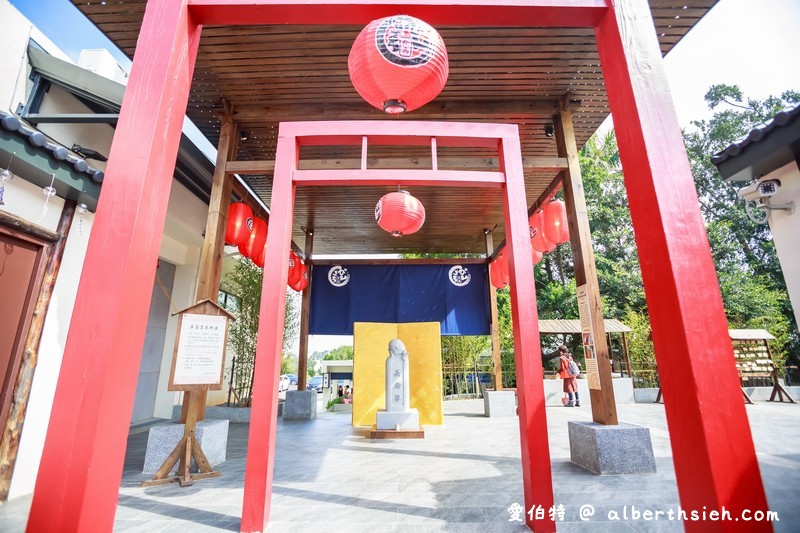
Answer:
[{"left": 143, "top": 299, "right": 234, "bottom": 488}]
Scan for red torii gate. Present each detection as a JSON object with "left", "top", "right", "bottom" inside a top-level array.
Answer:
[{"left": 27, "top": 2, "right": 770, "bottom": 533}]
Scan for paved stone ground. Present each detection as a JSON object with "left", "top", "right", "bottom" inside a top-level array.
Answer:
[{"left": 1, "top": 399, "right": 797, "bottom": 532}]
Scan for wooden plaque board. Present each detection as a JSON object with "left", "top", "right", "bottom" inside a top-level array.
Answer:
[{"left": 168, "top": 299, "right": 235, "bottom": 391}]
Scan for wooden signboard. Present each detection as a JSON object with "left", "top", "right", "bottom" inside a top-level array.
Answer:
[
  {"left": 168, "top": 299, "right": 234, "bottom": 392},
  {"left": 576, "top": 284, "right": 601, "bottom": 390}
]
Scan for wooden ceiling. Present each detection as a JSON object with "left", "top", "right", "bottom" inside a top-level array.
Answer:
[{"left": 72, "top": 0, "right": 718, "bottom": 256}]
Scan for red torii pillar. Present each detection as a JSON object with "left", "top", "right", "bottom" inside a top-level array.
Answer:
[
  {"left": 26, "top": 1, "right": 768, "bottom": 533},
  {"left": 595, "top": 1, "right": 769, "bottom": 531}
]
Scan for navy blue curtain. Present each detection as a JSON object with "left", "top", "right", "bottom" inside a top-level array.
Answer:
[{"left": 310, "top": 264, "right": 490, "bottom": 335}]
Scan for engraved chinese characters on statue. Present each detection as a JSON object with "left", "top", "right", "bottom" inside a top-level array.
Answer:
[{"left": 385, "top": 339, "right": 410, "bottom": 411}]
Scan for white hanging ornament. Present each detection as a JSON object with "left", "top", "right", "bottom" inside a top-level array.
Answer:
[
  {"left": 0, "top": 152, "right": 15, "bottom": 206},
  {"left": 77, "top": 203, "right": 88, "bottom": 236},
  {"left": 38, "top": 174, "right": 57, "bottom": 222}
]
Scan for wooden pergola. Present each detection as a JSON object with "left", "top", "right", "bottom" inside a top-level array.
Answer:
[{"left": 28, "top": 2, "right": 771, "bottom": 533}]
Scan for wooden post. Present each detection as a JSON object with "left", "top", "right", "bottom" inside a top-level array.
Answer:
[
  {"left": 621, "top": 332, "right": 633, "bottom": 378},
  {"left": 484, "top": 230, "right": 503, "bottom": 390},
  {"left": 556, "top": 108, "right": 618, "bottom": 425},
  {"left": 296, "top": 230, "right": 314, "bottom": 391},
  {"left": 27, "top": 1, "right": 201, "bottom": 530},
  {"left": 181, "top": 106, "right": 238, "bottom": 424},
  {"left": 500, "top": 134, "right": 555, "bottom": 533},
  {"left": 595, "top": 0, "right": 769, "bottom": 525},
  {"left": 0, "top": 200, "right": 75, "bottom": 500},
  {"left": 241, "top": 126, "right": 296, "bottom": 533}
]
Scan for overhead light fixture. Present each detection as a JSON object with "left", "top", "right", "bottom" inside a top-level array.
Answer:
[
  {"left": 544, "top": 125, "right": 555, "bottom": 138},
  {"left": 239, "top": 131, "right": 249, "bottom": 142}
]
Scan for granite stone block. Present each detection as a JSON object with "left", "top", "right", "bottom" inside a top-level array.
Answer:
[
  {"left": 376, "top": 408, "right": 419, "bottom": 430},
  {"left": 284, "top": 390, "right": 318, "bottom": 420},
  {"left": 482, "top": 390, "right": 517, "bottom": 417},
  {"left": 568, "top": 421, "right": 656, "bottom": 475},
  {"left": 143, "top": 419, "right": 229, "bottom": 473}
]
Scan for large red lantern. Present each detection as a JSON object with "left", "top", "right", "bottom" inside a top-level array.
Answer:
[
  {"left": 375, "top": 190, "right": 425, "bottom": 237},
  {"left": 530, "top": 210, "right": 555, "bottom": 253},
  {"left": 287, "top": 251, "right": 303, "bottom": 286},
  {"left": 532, "top": 246, "right": 543, "bottom": 265},
  {"left": 348, "top": 15, "right": 449, "bottom": 113},
  {"left": 544, "top": 200, "right": 570, "bottom": 244},
  {"left": 239, "top": 217, "right": 267, "bottom": 259},
  {"left": 225, "top": 202, "right": 253, "bottom": 246}
]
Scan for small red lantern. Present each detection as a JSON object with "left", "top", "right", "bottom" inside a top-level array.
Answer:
[
  {"left": 490, "top": 252, "right": 510, "bottom": 289},
  {"left": 530, "top": 211, "right": 555, "bottom": 253},
  {"left": 253, "top": 243, "right": 266, "bottom": 269},
  {"left": 239, "top": 217, "right": 267, "bottom": 259},
  {"left": 290, "top": 263, "right": 309, "bottom": 292},
  {"left": 288, "top": 251, "right": 303, "bottom": 286},
  {"left": 532, "top": 246, "right": 543, "bottom": 265},
  {"left": 375, "top": 190, "right": 425, "bottom": 237},
  {"left": 544, "top": 200, "right": 570, "bottom": 244},
  {"left": 348, "top": 15, "right": 449, "bottom": 114},
  {"left": 226, "top": 202, "right": 253, "bottom": 246}
]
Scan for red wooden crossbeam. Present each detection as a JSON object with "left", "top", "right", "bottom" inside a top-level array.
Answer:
[
  {"left": 187, "top": 0, "right": 608, "bottom": 27},
  {"left": 293, "top": 169, "right": 505, "bottom": 187}
]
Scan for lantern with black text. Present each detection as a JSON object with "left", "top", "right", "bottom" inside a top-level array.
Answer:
[
  {"left": 531, "top": 246, "right": 543, "bottom": 265},
  {"left": 375, "top": 190, "right": 425, "bottom": 237},
  {"left": 530, "top": 210, "right": 555, "bottom": 253},
  {"left": 288, "top": 251, "right": 303, "bottom": 286},
  {"left": 290, "top": 262, "right": 309, "bottom": 292},
  {"left": 348, "top": 15, "right": 449, "bottom": 114},
  {"left": 225, "top": 202, "right": 253, "bottom": 246},
  {"left": 239, "top": 217, "right": 267, "bottom": 259},
  {"left": 544, "top": 200, "right": 570, "bottom": 244}
]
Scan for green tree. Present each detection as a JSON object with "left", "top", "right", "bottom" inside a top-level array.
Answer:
[
  {"left": 323, "top": 345, "right": 354, "bottom": 360},
  {"left": 220, "top": 258, "right": 300, "bottom": 405}
]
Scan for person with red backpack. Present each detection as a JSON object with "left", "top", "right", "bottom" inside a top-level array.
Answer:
[{"left": 558, "top": 345, "right": 581, "bottom": 407}]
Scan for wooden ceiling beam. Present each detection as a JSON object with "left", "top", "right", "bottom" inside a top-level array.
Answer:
[
  {"left": 226, "top": 156, "right": 568, "bottom": 175},
  {"left": 232, "top": 99, "right": 577, "bottom": 122}
]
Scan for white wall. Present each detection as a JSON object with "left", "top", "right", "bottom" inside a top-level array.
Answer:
[
  {"left": 765, "top": 162, "right": 800, "bottom": 328},
  {"left": 0, "top": 0, "right": 70, "bottom": 113}
]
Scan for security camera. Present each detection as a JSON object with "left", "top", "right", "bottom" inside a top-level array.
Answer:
[
  {"left": 758, "top": 179, "right": 781, "bottom": 197},
  {"left": 736, "top": 182, "right": 760, "bottom": 202}
]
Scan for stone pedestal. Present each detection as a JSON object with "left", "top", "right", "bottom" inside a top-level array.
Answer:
[
  {"left": 376, "top": 408, "right": 419, "bottom": 430},
  {"left": 143, "top": 419, "right": 229, "bottom": 473},
  {"left": 483, "top": 390, "right": 517, "bottom": 417},
  {"left": 568, "top": 421, "right": 656, "bottom": 475},
  {"left": 284, "top": 390, "right": 317, "bottom": 420}
]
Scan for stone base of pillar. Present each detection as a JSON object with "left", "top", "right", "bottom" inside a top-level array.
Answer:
[{"left": 568, "top": 421, "right": 656, "bottom": 474}]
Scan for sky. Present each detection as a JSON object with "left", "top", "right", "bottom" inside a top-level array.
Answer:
[{"left": 8, "top": 0, "right": 799, "bottom": 354}]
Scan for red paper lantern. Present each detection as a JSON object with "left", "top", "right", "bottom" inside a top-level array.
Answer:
[
  {"left": 290, "top": 263, "right": 309, "bottom": 292},
  {"left": 225, "top": 202, "right": 253, "bottom": 246},
  {"left": 348, "top": 15, "right": 449, "bottom": 114},
  {"left": 253, "top": 243, "right": 266, "bottom": 269},
  {"left": 544, "top": 200, "right": 570, "bottom": 244},
  {"left": 375, "top": 190, "right": 425, "bottom": 237},
  {"left": 239, "top": 217, "right": 267, "bottom": 259},
  {"left": 288, "top": 251, "right": 303, "bottom": 286},
  {"left": 530, "top": 210, "right": 555, "bottom": 253},
  {"left": 531, "top": 246, "right": 543, "bottom": 265},
  {"left": 490, "top": 252, "right": 510, "bottom": 289}
]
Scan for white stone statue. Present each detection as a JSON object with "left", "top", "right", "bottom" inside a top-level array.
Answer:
[
  {"left": 385, "top": 338, "right": 410, "bottom": 412},
  {"left": 376, "top": 338, "right": 419, "bottom": 430}
]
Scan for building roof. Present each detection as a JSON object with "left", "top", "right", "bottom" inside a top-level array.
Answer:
[
  {"left": 711, "top": 104, "right": 800, "bottom": 182},
  {"left": 0, "top": 110, "right": 103, "bottom": 210},
  {"left": 728, "top": 329, "right": 775, "bottom": 341},
  {"left": 72, "top": 1, "right": 719, "bottom": 256},
  {"left": 538, "top": 319, "right": 631, "bottom": 334}
]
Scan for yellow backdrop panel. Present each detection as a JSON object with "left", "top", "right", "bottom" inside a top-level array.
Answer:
[{"left": 352, "top": 322, "right": 443, "bottom": 426}]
